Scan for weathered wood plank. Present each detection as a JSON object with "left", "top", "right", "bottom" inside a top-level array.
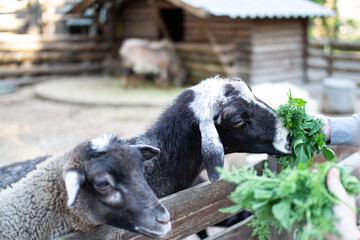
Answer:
[
  {"left": 0, "top": 42, "right": 110, "bottom": 52},
  {"left": 67, "top": 0, "right": 97, "bottom": 14},
  {"left": 252, "top": 58, "right": 303, "bottom": 69},
  {"left": 179, "top": 52, "right": 238, "bottom": 65},
  {"left": 0, "top": 62, "right": 104, "bottom": 76},
  {"left": 252, "top": 50, "right": 302, "bottom": 61},
  {"left": 0, "top": 34, "right": 104, "bottom": 43},
  {"left": 205, "top": 216, "right": 256, "bottom": 240},
  {"left": 0, "top": 51, "right": 108, "bottom": 63},
  {"left": 176, "top": 43, "right": 236, "bottom": 54},
  {"left": 55, "top": 179, "right": 239, "bottom": 240},
  {"left": 55, "top": 162, "right": 266, "bottom": 240},
  {"left": 252, "top": 43, "right": 303, "bottom": 54}
]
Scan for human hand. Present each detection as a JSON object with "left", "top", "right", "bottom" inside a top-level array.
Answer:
[
  {"left": 315, "top": 114, "right": 331, "bottom": 142},
  {"left": 326, "top": 167, "right": 360, "bottom": 240}
]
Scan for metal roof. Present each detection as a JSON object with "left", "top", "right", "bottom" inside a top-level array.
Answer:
[{"left": 178, "top": 0, "right": 335, "bottom": 19}]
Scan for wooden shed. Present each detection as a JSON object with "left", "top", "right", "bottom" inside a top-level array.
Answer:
[{"left": 97, "top": 0, "right": 334, "bottom": 84}]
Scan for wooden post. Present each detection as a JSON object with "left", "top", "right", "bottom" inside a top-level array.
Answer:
[
  {"left": 302, "top": 18, "right": 309, "bottom": 83},
  {"left": 93, "top": 4, "right": 112, "bottom": 43},
  {"left": 200, "top": 18, "right": 235, "bottom": 77},
  {"left": 27, "top": 0, "right": 42, "bottom": 34},
  {"left": 328, "top": 39, "right": 334, "bottom": 77},
  {"left": 148, "top": 0, "right": 172, "bottom": 40}
]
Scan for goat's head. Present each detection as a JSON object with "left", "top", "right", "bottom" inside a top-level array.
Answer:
[
  {"left": 63, "top": 134, "right": 171, "bottom": 239},
  {"left": 190, "top": 77, "right": 291, "bottom": 182}
]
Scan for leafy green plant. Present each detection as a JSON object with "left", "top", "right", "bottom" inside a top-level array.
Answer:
[
  {"left": 219, "top": 93, "right": 359, "bottom": 240},
  {"left": 276, "top": 91, "right": 335, "bottom": 169},
  {"left": 218, "top": 162, "right": 360, "bottom": 240}
]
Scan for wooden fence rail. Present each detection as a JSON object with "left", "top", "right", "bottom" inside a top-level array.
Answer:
[
  {"left": 55, "top": 162, "right": 267, "bottom": 240},
  {"left": 307, "top": 39, "right": 360, "bottom": 83},
  {"left": 55, "top": 179, "right": 254, "bottom": 240},
  {"left": 0, "top": 34, "right": 111, "bottom": 80},
  {"left": 54, "top": 152, "right": 360, "bottom": 240}
]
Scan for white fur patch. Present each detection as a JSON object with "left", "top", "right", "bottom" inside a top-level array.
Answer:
[
  {"left": 233, "top": 80, "right": 255, "bottom": 103},
  {"left": 272, "top": 120, "right": 291, "bottom": 154},
  {"left": 106, "top": 191, "right": 122, "bottom": 205},
  {"left": 190, "top": 76, "right": 227, "bottom": 122},
  {"left": 190, "top": 76, "right": 275, "bottom": 120},
  {"left": 90, "top": 133, "right": 117, "bottom": 152},
  {"left": 232, "top": 80, "right": 277, "bottom": 117}
]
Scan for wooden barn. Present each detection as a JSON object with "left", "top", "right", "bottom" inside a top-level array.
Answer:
[
  {"left": 90, "top": 0, "right": 333, "bottom": 84},
  {"left": 0, "top": 0, "right": 334, "bottom": 84}
]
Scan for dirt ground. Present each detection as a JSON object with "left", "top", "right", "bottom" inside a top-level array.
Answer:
[{"left": 0, "top": 82, "right": 166, "bottom": 166}]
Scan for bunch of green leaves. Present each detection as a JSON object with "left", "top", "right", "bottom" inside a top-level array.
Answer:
[
  {"left": 276, "top": 91, "right": 335, "bottom": 169},
  {"left": 218, "top": 162, "right": 360, "bottom": 240}
]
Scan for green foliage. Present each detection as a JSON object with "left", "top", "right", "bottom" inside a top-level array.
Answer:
[
  {"left": 276, "top": 91, "right": 335, "bottom": 169},
  {"left": 218, "top": 163, "right": 360, "bottom": 240},
  {"left": 219, "top": 92, "right": 359, "bottom": 240}
]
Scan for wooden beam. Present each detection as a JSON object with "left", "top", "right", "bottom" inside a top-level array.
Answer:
[
  {"left": 93, "top": 5, "right": 112, "bottom": 43},
  {"left": 205, "top": 216, "right": 256, "bottom": 240},
  {"left": 0, "top": 51, "right": 108, "bottom": 63},
  {"left": 67, "top": 0, "right": 97, "bottom": 14},
  {"left": 148, "top": 0, "right": 172, "bottom": 40},
  {"left": 199, "top": 19, "right": 236, "bottom": 77},
  {"left": 55, "top": 179, "right": 239, "bottom": 240},
  {"left": 0, "top": 62, "right": 104, "bottom": 77},
  {"left": 0, "top": 42, "right": 110, "bottom": 52},
  {"left": 0, "top": 34, "right": 104, "bottom": 43},
  {"left": 164, "top": 0, "right": 209, "bottom": 19}
]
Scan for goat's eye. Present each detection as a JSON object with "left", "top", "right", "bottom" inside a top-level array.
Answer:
[
  {"left": 94, "top": 180, "right": 111, "bottom": 190},
  {"left": 233, "top": 120, "right": 246, "bottom": 127}
]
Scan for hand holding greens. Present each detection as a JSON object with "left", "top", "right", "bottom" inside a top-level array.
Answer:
[
  {"left": 218, "top": 163, "right": 359, "bottom": 240},
  {"left": 219, "top": 92, "right": 359, "bottom": 240},
  {"left": 277, "top": 91, "right": 335, "bottom": 169}
]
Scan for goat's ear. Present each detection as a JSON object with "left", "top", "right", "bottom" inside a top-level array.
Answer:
[
  {"left": 63, "top": 169, "right": 85, "bottom": 207},
  {"left": 199, "top": 120, "right": 224, "bottom": 182},
  {"left": 132, "top": 144, "right": 161, "bottom": 160}
]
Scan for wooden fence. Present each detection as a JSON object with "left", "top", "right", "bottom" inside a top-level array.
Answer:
[
  {"left": 307, "top": 39, "right": 360, "bottom": 83},
  {"left": 0, "top": 33, "right": 111, "bottom": 81},
  {"left": 55, "top": 159, "right": 293, "bottom": 240},
  {"left": 54, "top": 150, "right": 360, "bottom": 240},
  {"left": 56, "top": 178, "right": 255, "bottom": 240}
]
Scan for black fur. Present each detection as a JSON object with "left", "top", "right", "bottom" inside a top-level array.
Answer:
[
  {"left": 126, "top": 82, "right": 289, "bottom": 197},
  {"left": 0, "top": 156, "right": 48, "bottom": 190},
  {"left": 127, "top": 89, "right": 204, "bottom": 197}
]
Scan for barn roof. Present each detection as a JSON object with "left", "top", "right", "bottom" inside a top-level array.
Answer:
[
  {"left": 171, "top": 0, "right": 335, "bottom": 19},
  {"left": 68, "top": 0, "right": 335, "bottom": 19}
]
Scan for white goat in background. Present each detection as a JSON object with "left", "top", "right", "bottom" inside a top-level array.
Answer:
[{"left": 119, "top": 38, "right": 185, "bottom": 88}]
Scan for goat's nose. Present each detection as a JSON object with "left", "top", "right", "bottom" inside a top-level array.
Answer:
[
  {"left": 285, "top": 133, "right": 292, "bottom": 152},
  {"left": 156, "top": 210, "right": 170, "bottom": 224}
]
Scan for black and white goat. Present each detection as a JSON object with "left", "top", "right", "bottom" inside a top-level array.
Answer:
[{"left": 125, "top": 76, "right": 291, "bottom": 197}]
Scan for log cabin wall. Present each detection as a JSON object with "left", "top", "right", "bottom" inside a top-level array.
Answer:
[
  {"left": 181, "top": 14, "right": 252, "bottom": 82},
  {"left": 249, "top": 19, "right": 306, "bottom": 83},
  {"left": 119, "top": 0, "right": 179, "bottom": 40},
  {"left": 119, "top": 0, "right": 158, "bottom": 40},
  {"left": 115, "top": 0, "right": 309, "bottom": 85}
]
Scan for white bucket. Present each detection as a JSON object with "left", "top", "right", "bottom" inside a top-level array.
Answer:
[
  {"left": 0, "top": 81, "right": 16, "bottom": 95},
  {"left": 322, "top": 77, "right": 356, "bottom": 114}
]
